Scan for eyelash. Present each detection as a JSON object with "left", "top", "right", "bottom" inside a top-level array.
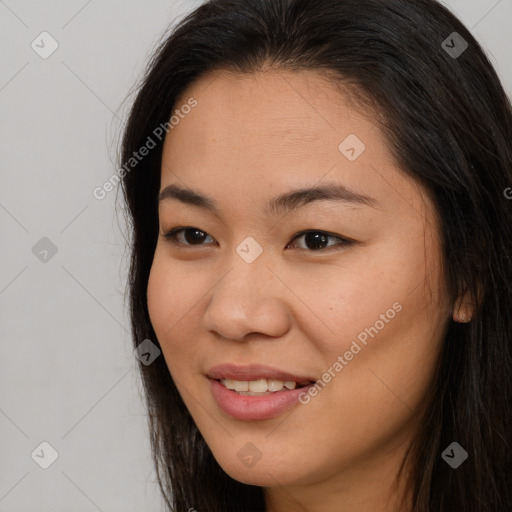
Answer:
[{"left": 161, "top": 226, "right": 353, "bottom": 252}]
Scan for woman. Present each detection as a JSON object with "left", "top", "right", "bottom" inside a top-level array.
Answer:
[{"left": 119, "top": 0, "right": 512, "bottom": 510}]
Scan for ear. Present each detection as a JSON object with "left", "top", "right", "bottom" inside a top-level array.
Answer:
[{"left": 452, "top": 290, "right": 477, "bottom": 323}]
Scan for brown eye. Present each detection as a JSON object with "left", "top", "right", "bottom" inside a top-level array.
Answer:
[
  {"left": 287, "top": 231, "right": 352, "bottom": 251},
  {"left": 162, "top": 227, "right": 216, "bottom": 246}
]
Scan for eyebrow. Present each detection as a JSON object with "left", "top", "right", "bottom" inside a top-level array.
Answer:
[{"left": 158, "top": 182, "right": 379, "bottom": 215}]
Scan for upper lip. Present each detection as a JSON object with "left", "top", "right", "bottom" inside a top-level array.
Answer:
[{"left": 207, "top": 363, "right": 316, "bottom": 386}]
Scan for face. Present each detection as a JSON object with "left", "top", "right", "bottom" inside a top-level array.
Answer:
[{"left": 147, "top": 69, "right": 452, "bottom": 500}]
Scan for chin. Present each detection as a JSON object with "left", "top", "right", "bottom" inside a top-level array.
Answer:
[
  {"left": 212, "top": 451, "right": 305, "bottom": 487},
  {"left": 223, "top": 464, "right": 293, "bottom": 487}
]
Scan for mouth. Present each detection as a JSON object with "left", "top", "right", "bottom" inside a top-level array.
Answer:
[
  {"left": 206, "top": 364, "right": 317, "bottom": 420},
  {"left": 215, "top": 377, "right": 313, "bottom": 396},
  {"left": 207, "top": 363, "right": 316, "bottom": 387}
]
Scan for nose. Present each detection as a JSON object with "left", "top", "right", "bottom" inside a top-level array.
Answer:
[{"left": 201, "top": 254, "right": 292, "bottom": 342}]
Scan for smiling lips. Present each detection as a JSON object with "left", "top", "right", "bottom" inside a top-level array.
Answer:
[
  {"left": 207, "top": 363, "right": 316, "bottom": 420},
  {"left": 207, "top": 363, "right": 316, "bottom": 385},
  {"left": 220, "top": 377, "right": 301, "bottom": 394}
]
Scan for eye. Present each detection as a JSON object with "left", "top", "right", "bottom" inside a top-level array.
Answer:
[
  {"left": 161, "top": 227, "right": 216, "bottom": 246},
  {"left": 161, "top": 227, "right": 353, "bottom": 251},
  {"left": 286, "top": 230, "right": 353, "bottom": 251}
]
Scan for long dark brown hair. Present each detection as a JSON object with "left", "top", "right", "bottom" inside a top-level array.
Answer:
[{"left": 118, "top": 0, "right": 512, "bottom": 510}]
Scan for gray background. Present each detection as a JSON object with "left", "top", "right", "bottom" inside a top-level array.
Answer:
[{"left": 0, "top": 1, "right": 510, "bottom": 511}]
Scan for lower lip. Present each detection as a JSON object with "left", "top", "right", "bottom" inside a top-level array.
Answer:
[{"left": 208, "top": 378, "right": 313, "bottom": 420}]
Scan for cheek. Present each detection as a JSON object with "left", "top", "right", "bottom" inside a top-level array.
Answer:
[
  {"left": 321, "top": 231, "right": 445, "bottom": 344},
  {"left": 147, "top": 252, "right": 214, "bottom": 375},
  {"left": 147, "top": 252, "right": 202, "bottom": 334},
  {"left": 147, "top": 258, "right": 175, "bottom": 336},
  {"left": 146, "top": 255, "right": 196, "bottom": 364},
  {"left": 290, "top": 252, "right": 417, "bottom": 359},
  {"left": 293, "top": 233, "right": 447, "bottom": 405}
]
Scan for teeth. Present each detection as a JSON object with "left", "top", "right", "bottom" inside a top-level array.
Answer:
[
  {"left": 249, "top": 379, "right": 268, "bottom": 392},
  {"left": 220, "top": 378, "right": 299, "bottom": 393},
  {"left": 233, "top": 380, "right": 249, "bottom": 392},
  {"left": 268, "top": 379, "right": 285, "bottom": 392}
]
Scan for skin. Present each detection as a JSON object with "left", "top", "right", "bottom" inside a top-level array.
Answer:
[{"left": 147, "top": 68, "right": 472, "bottom": 512}]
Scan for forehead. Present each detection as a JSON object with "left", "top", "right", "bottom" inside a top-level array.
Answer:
[
  {"left": 162, "top": 70, "right": 385, "bottom": 173},
  {"left": 158, "top": 68, "right": 431, "bottom": 224},
  {"left": 169, "top": 68, "right": 372, "bottom": 146}
]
